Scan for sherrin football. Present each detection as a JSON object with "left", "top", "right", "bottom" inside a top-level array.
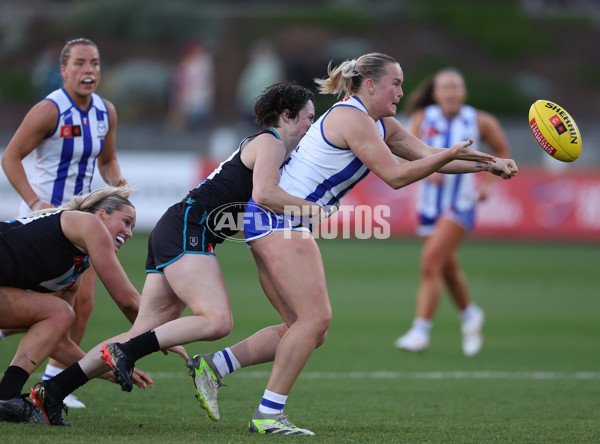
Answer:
[{"left": 529, "top": 100, "right": 582, "bottom": 162}]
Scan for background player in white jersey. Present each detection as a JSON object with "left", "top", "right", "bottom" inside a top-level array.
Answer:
[
  {"left": 1, "top": 38, "right": 127, "bottom": 408},
  {"left": 187, "top": 53, "right": 518, "bottom": 435},
  {"left": 394, "top": 68, "right": 511, "bottom": 356}
]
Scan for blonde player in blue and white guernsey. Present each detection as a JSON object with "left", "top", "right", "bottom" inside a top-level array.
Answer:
[
  {"left": 395, "top": 68, "right": 511, "bottom": 356},
  {"left": 190, "top": 53, "right": 518, "bottom": 436},
  {"left": 1, "top": 38, "right": 127, "bottom": 409}
]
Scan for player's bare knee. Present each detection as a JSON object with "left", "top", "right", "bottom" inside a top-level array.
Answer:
[
  {"left": 307, "top": 313, "right": 331, "bottom": 339},
  {"left": 315, "top": 331, "right": 328, "bottom": 348},
  {"left": 47, "top": 302, "right": 76, "bottom": 334},
  {"left": 205, "top": 313, "right": 233, "bottom": 340},
  {"left": 421, "top": 258, "right": 443, "bottom": 279}
]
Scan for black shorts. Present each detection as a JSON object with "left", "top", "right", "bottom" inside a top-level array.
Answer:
[{"left": 145, "top": 201, "right": 219, "bottom": 273}]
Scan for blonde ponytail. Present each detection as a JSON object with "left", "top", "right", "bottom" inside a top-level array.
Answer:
[{"left": 314, "top": 52, "right": 398, "bottom": 98}]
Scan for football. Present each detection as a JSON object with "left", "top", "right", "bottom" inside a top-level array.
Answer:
[{"left": 528, "top": 100, "right": 582, "bottom": 162}]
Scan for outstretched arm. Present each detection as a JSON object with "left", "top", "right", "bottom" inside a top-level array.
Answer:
[
  {"left": 333, "top": 109, "right": 501, "bottom": 190},
  {"left": 383, "top": 116, "right": 517, "bottom": 180},
  {"left": 61, "top": 212, "right": 140, "bottom": 323}
]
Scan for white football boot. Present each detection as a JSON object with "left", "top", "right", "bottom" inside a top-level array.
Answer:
[
  {"left": 63, "top": 394, "right": 85, "bottom": 409},
  {"left": 394, "top": 328, "right": 430, "bottom": 352},
  {"left": 461, "top": 306, "right": 485, "bottom": 356}
]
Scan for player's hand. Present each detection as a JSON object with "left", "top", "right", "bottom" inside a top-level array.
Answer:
[
  {"left": 98, "top": 370, "right": 116, "bottom": 384},
  {"left": 449, "top": 139, "right": 493, "bottom": 163},
  {"left": 112, "top": 178, "right": 130, "bottom": 197},
  {"left": 319, "top": 202, "right": 340, "bottom": 223},
  {"left": 489, "top": 158, "right": 518, "bottom": 179},
  {"left": 161, "top": 345, "right": 189, "bottom": 362},
  {"left": 39, "top": 202, "right": 55, "bottom": 211},
  {"left": 132, "top": 368, "right": 154, "bottom": 389},
  {"left": 97, "top": 368, "right": 153, "bottom": 389}
]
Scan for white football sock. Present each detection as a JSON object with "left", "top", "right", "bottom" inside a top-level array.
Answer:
[
  {"left": 42, "top": 363, "right": 64, "bottom": 381},
  {"left": 412, "top": 317, "right": 432, "bottom": 334},
  {"left": 258, "top": 389, "right": 287, "bottom": 414},
  {"left": 461, "top": 304, "right": 480, "bottom": 323},
  {"left": 213, "top": 347, "right": 241, "bottom": 377}
]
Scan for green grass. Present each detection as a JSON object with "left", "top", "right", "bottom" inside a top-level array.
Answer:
[{"left": 1, "top": 235, "right": 599, "bottom": 443}]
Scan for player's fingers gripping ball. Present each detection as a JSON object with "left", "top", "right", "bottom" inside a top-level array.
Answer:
[{"left": 529, "top": 100, "right": 582, "bottom": 162}]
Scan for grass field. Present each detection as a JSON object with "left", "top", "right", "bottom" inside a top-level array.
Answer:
[{"left": 1, "top": 234, "right": 599, "bottom": 443}]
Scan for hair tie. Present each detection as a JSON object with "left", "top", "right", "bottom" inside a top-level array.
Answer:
[{"left": 347, "top": 59, "right": 361, "bottom": 77}]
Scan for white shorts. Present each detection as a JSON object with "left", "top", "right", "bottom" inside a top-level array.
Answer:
[
  {"left": 243, "top": 198, "right": 311, "bottom": 242},
  {"left": 416, "top": 206, "right": 475, "bottom": 237}
]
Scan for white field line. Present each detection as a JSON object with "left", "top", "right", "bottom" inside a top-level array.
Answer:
[{"left": 147, "top": 370, "right": 600, "bottom": 380}]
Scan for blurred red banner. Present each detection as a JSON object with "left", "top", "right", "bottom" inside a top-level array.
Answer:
[{"left": 327, "top": 168, "right": 600, "bottom": 242}]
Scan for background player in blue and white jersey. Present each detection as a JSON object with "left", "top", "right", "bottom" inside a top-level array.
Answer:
[
  {"left": 394, "top": 68, "right": 511, "bottom": 356},
  {"left": 0, "top": 186, "right": 152, "bottom": 424},
  {"left": 190, "top": 53, "right": 518, "bottom": 436},
  {"left": 1, "top": 38, "right": 127, "bottom": 408}
]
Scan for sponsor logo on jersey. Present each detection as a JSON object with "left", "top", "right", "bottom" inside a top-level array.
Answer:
[{"left": 60, "top": 125, "right": 82, "bottom": 138}]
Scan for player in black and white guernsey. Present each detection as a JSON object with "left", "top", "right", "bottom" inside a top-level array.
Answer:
[
  {"left": 192, "top": 53, "right": 519, "bottom": 436},
  {"left": 145, "top": 127, "right": 279, "bottom": 265},
  {"left": 1, "top": 39, "right": 128, "bottom": 409},
  {"left": 0, "top": 213, "right": 90, "bottom": 293},
  {"left": 32, "top": 82, "right": 320, "bottom": 432},
  {"left": 0, "top": 186, "right": 153, "bottom": 425}
]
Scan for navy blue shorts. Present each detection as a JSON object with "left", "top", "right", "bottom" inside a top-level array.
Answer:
[{"left": 145, "top": 201, "right": 220, "bottom": 273}]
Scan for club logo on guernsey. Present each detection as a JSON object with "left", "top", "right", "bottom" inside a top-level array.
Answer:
[{"left": 97, "top": 121, "right": 107, "bottom": 136}]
